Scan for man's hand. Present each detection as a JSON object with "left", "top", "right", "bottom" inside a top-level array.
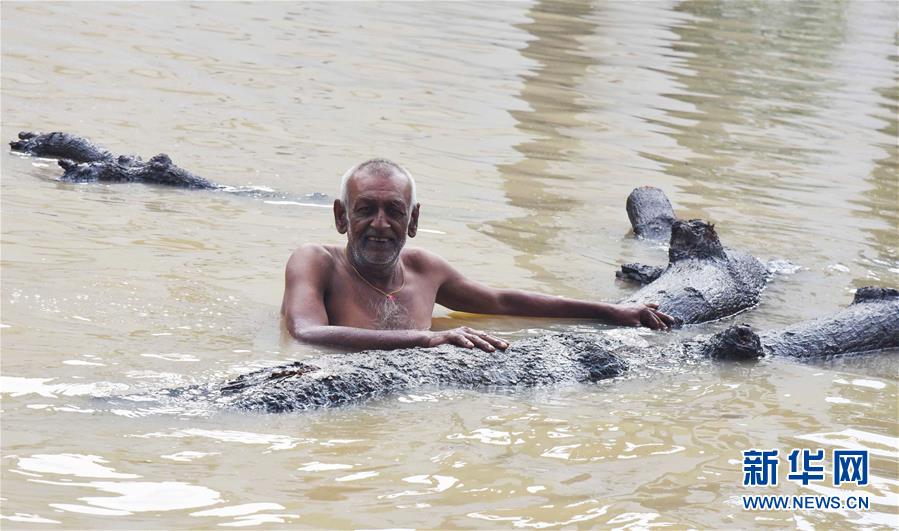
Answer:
[
  {"left": 427, "top": 326, "right": 509, "bottom": 352},
  {"left": 617, "top": 303, "right": 676, "bottom": 330}
]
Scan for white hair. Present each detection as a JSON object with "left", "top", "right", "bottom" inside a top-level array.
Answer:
[{"left": 339, "top": 158, "right": 417, "bottom": 208}]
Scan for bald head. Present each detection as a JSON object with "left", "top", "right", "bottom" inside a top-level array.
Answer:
[{"left": 339, "top": 158, "right": 417, "bottom": 209}]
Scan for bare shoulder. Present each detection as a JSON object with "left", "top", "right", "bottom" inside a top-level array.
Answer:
[
  {"left": 286, "top": 243, "right": 337, "bottom": 278},
  {"left": 402, "top": 247, "right": 454, "bottom": 276}
]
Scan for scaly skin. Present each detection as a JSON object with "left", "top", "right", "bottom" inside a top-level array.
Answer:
[
  {"left": 10, "top": 131, "right": 113, "bottom": 163},
  {"left": 619, "top": 186, "right": 677, "bottom": 285},
  {"left": 57, "top": 154, "right": 221, "bottom": 189},
  {"left": 201, "top": 288, "right": 896, "bottom": 412},
  {"left": 213, "top": 333, "right": 629, "bottom": 412},
  {"left": 759, "top": 287, "right": 899, "bottom": 358},
  {"left": 618, "top": 219, "right": 768, "bottom": 324},
  {"left": 615, "top": 263, "right": 664, "bottom": 284},
  {"left": 698, "top": 288, "right": 899, "bottom": 360},
  {"left": 626, "top": 186, "right": 676, "bottom": 240}
]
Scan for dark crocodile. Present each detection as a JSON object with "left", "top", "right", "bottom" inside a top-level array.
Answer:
[
  {"left": 11, "top": 131, "right": 222, "bottom": 189},
  {"left": 201, "top": 287, "right": 896, "bottom": 412},
  {"left": 618, "top": 186, "right": 681, "bottom": 284},
  {"left": 213, "top": 333, "right": 629, "bottom": 412},
  {"left": 10, "top": 130, "right": 332, "bottom": 204},
  {"left": 616, "top": 262, "right": 665, "bottom": 285},
  {"left": 10, "top": 131, "right": 112, "bottom": 163},
  {"left": 700, "top": 287, "right": 899, "bottom": 361},
  {"left": 618, "top": 219, "right": 768, "bottom": 324}
]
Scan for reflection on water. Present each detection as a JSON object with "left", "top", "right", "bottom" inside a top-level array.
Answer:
[
  {"left": 2, "top": 1, "right": 898, "bottom": 528},
  {"left": 486, "top": 0, "right": 596, "bottom": 287},
  {"left": 660, "top": 0, "right": 898, "bottom": 277},
  {"left": 664, "top": 1, "right": 848, "bottom": 206},
  {"left": 858, "top": 74, "right": 899, "bottom": 279}
]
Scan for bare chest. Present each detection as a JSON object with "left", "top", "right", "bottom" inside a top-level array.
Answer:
[{"left": 324, "top": 270, "right": 437, "bottom": 330}]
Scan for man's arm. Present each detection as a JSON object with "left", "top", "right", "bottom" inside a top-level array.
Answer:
[
  {"left": 432, "top": 254, "right": 675, "bottom": 330},
  {"left": 281, "top": 245, "right": 507, "bottom": 351}
]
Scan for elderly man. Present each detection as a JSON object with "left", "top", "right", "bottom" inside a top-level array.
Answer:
[{"left": 281, "top": 159, "right": 675, "bottom": 351}]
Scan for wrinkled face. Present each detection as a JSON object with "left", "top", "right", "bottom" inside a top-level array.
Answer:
[{"left": 336, "top": 171, "right": 418, "bottom": 267}]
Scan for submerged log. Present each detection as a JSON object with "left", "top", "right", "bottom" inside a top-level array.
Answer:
[{"left": 10, "top": 131, "right": 221, "bottom": 189}]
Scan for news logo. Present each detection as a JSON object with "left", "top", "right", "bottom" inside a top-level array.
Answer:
[
  {"left": 740, "top": 448, "right": 871, "bottom": 511},
  {"left": 786, "top": 448, "right": 825, "bottom": 485},
  {"left": 833, "top": 450, "right": 869, "bottom": 486},
  {"left": 742, "top": 449, "right": 779, "bottom": 487}
]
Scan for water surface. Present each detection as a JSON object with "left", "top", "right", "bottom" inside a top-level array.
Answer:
[{"left": 2, "top": 1, "right": 897, "bottom": 528}]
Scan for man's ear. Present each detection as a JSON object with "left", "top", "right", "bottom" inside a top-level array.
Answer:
[
  {"left": 334, "top": 199, "right": 348, "bottom": 234},
  {"left": 407, "top": 203, "right": 421, "bottom": 238}
]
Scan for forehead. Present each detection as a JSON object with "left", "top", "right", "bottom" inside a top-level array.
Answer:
[{"left": 347, "top": 171, "right": 412, "bottom": 204}]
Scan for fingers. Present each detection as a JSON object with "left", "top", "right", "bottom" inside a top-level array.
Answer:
[
  {"left": 448, "top": 332, "right": 475, "bottom": 349},
  {"left": 450, "top": 327, "right": 508, "bottom": 352},
  {"left": 466, "top": 333, "right": 496, "bottom": 352},
  {"left": 640, "top": 308, "right": 667, "bottom": 330},
  {"left": 484, "top": 335, "right": 509, "bottom": 350},
  {"left": 641, "top": 303, "right": 672, "bottom": 331},
  {"left": 647, "top": 312, "right": 665, "bottom": 330},
  {"left": 462, "top": 326, "right": 509, "bottom": 350},
  {"left": 654, "top": 309, "right": 677, "bottom": 328},
  {"left": 447, "top": 330, "right": 493, "bottom": 352}
]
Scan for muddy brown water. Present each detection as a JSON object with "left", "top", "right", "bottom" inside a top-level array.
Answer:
[{"left": 1, "top": 1, "right": 897, "bottom": 528}]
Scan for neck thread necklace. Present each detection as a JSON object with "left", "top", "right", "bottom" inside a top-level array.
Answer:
[{"left": 345, "top": 248, "right": 405, "bottom": 300}]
